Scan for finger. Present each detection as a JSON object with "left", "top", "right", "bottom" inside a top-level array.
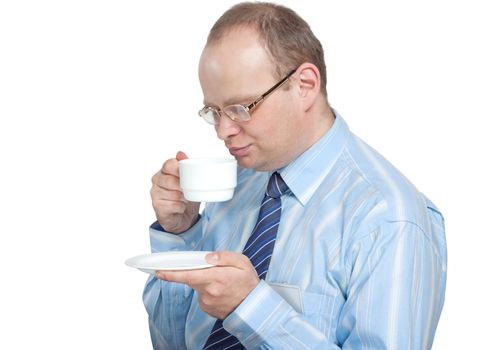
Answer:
[
  {"left": 161, "top": 151, "right": 188, "bottom": 176},
  {"left": 152, "top": 199, "right": 187, "bottom": 215},
  {"left": 156, "top": 269, "right": 209, "bottom": 286},
  {"left": 205, "top": 251, "right": 253, "bottom": 270},
  {"left": 153, "top": 174, "right": 182, "bottom": 192},
  {"left": 151, "top": 188, "right": 185, "bottom": 202},
  {"left": 176, "top": 151, "right": 188, "bottom": 161},
  {"left": 160, "top": 159, "right": 179, "bottom": 177}
]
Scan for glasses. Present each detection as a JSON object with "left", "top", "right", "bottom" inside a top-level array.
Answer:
[{"left": 198, "top": 68, "right": 297, "bottom": 125}]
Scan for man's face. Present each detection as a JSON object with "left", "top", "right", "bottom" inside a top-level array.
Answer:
[{"left": 198, "top": 27, "right": 303, "bottom": 171}]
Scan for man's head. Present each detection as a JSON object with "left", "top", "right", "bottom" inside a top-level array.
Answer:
[
  {"left": 198, "top": 2, "right": 333, "bottom": 171},
  {"left": 206, "top": 2, "right": 328, "bottom": 98}
]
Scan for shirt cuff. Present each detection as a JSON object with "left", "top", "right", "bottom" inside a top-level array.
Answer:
[
  {"left": 222, "top": 280, "right": 292, "bottom": 348},
  {"left": 149, "top": 217, "right": 203, "bottom": 252}
]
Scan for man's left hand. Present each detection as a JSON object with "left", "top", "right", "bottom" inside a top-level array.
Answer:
[{"left": 156, "top": 251, "right": 260, "bottom": 320}]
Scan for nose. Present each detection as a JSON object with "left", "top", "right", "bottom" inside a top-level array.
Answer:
[{"left": 215, "top": 113, "right": 241, "bottom": 141}]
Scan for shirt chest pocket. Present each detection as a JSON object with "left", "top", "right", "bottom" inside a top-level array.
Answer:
[
  {"left": 268, "top": 282, "right": 342, "bottom": 337},
  {"left": 268, "top": 282, "right": 304, "bottom": 313}
]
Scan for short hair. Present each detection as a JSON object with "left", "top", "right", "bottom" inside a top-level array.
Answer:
[{"left": 207, "top": 2, "right": 328, "bottom": 97}]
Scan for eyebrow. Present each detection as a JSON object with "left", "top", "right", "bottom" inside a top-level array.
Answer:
[{"left": 203, "top": 94, "right": 259, "bottom": 108}]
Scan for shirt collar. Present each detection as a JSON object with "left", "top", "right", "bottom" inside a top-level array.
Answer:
[{"left": 279, "top": 110, "right": 350, "bottom": 206}]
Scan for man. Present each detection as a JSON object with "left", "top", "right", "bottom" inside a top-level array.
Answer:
[{"left": 144, "top": 2, "right": 447, "bottom": 349}]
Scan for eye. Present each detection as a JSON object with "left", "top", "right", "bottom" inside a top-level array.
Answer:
[{"left": 198, "top": 106, "right": 220, "bottom": 125}]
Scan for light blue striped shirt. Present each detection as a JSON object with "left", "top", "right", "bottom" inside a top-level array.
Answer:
[{"left": 143, "top": 112, "right": 447, "bottom": 349}]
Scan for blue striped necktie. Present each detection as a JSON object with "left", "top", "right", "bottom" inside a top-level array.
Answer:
[{"left": 202, "top": 172, "right": 289, "bottom": 350}]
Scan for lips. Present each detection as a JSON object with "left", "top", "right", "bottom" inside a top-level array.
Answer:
[{"left": 228, "top": 145, "right": 251, "bottom": 157}]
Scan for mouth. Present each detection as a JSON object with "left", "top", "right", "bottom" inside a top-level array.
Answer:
[{"left": 228, "top": 145, "right": 251, "bottom": 157}]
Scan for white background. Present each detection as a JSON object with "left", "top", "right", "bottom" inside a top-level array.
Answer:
[{"left": 1, "top": 0, "right": 494, "bottom": 348}]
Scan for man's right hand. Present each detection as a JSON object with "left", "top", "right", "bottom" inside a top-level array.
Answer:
[{"left": 150, "top": 151, "right": 201, "bottom": 233}]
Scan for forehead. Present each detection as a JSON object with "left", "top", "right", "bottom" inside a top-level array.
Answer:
[
  {"left": 199, "top": 27, "right": 277, "bottom": 104},
  {"left": 201, "top": 27, "right": 272, "bottom": 71}
]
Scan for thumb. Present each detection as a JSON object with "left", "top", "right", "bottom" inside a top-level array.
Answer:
[
  {"left": 176, "top": 151, "right": 188, "bottom": 161},
  {"left": 205, "top": 251, "right": 252, "bottom": 270}
]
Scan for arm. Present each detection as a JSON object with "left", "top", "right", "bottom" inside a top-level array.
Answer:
[
  {"left": 223, "top": 220, "right": 446, "bottom": 349},
  {"left": 143, "top": 274, "right": 193, "bottom": 349},
  {"left": 223, "top": 280, "right": 341, "bottom": 349},
  {"left": 157, "top": 251, "right": 339, "bottom": 349},
  {"left": 143, "top": 219, "right": 203, "bottom": 350},
  {"left": 143, "top": 219, "right": 205, "bottom": 349},
  {"left": 143, "top": 151, "right": 203, "bottom": 349}
]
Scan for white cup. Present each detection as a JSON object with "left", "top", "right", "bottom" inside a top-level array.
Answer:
[{"left": 179, "top": 158, "right": 237, "bottom": 202}]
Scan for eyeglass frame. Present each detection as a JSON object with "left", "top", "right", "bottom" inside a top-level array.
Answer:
[{"left": 198, "top": 68, "right": 297, "bottom": 125}]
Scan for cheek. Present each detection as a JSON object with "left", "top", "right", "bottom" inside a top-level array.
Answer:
[
  {"left": 248, "top": 118, "right": 279, "bottom": 142},
  {"left": 267, "top": 105, "right": 296, "bottom": 137},
  {"left": 247, "top": 97, "right": 297, "bottom": 143},
  {"left": 253, "top": 119, "right": 292, "bottom": 153}
]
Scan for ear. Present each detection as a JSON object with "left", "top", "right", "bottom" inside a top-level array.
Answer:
[{"left": 294, "top": 63, "right": 321, "bottom": 112}]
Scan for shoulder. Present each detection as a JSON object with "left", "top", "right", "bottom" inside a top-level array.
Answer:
[
  {"left": 338, "top": 133, "right": 435, "bottom": 230},
  {"left": 333, "top": 134, "right": 446, "bottom": 266}
]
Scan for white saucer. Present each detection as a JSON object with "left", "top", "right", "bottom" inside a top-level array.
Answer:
[{"left": 125, "top": 251, "right": 214, "bottom": 274}]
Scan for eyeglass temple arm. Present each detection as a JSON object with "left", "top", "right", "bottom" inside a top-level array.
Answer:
[{"left": 246, "top": 69, "right": 297, "bottom": 110}]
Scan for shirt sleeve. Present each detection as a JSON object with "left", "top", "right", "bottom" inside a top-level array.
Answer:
[
  {"left": 149, "top": 216, "right": 203, "bottom": 253},
  {"left": 223, "top": 280, "right": 342, "bottom": 349},
  {"left": 223, "top": 216, "right": 447, "bottom": 349},
  {"left": 336, "top": 218, "right": 447, "bottom": 349},
  {"left": 143, "top": 217, "right": 205, "bottom": 349}
]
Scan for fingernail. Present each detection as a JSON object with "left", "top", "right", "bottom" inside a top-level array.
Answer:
[{"left": 206, "top": 253, "right": 219, "bottom": 263}]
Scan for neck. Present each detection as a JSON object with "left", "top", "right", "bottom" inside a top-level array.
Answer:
[
  {"left": 263, "top": 98, "right": 335, "bottom": 172},
  {"left": 302, "top": 99, "right": 335, "bottom": 151}
]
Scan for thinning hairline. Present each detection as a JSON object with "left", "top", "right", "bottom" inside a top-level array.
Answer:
[{"left": 205, "top": 24, "right": 285, "bottom": 80}]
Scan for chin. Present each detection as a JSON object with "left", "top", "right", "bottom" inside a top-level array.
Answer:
[
  {"left": 236, "top": 158, "right": 255, "bottom": 169},
  {"left": 248, "top": 162, "right": 275, "bottom": 172},
  {"left": 236, "top": 154, "right": 277, "bottom": 172},
  {"left": 235, "top": 157, "right": 261, "bottom": 171}
]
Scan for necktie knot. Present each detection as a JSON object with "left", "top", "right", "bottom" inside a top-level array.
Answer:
[{"left": 266, "top": 172, "right": 289, "bottom": 198}]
